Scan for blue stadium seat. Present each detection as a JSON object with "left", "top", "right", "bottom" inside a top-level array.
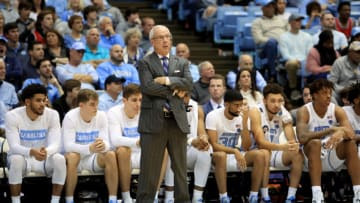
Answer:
[
  {"left": 178, "top": 0, "right": 191, "bottom": 21},
  {"left": 285, "top": 7, "right": 300, "bottom": 15},
  {"left": 233, "top": 17, "right": 256, "bottom": 56},
  {"left": 196, "top": 8, "right": 206, "bottom": 32},
  {"left": 351, "top": 1, "right": 360, "bottom": 12},
  {"left": 351, "top": 11, "right": 360, "bottom": 21},
  {"left": 213, "top": 6, "right": 248, "bottom": 44}
]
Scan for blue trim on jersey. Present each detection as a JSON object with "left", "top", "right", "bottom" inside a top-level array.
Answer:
[
  {"left": 19, "top": 129, "right": 47, "bottom": 141},
  {"left": 123, "top": 127, "right": 140, "bottom": 138},
  {"left": 75, "top": 131, "right": 99, "bottom": 144}
]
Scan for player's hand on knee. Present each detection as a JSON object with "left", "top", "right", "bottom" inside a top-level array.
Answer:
[
  {"left": 287, "top": 141, "right": 300, "bottom": 152},
  {"left": 235, "top": 151, "right": 247, "bottom": 172},
  {"left": 30, "top": 148, "right": 47, "bottom": 161},
  {"left": 325, "top": 132, "right": 344, "bottom": 149}
]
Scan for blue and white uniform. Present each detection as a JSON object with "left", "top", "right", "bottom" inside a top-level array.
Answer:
[
  {"left": 343, "top": 106, "right": 360, "bottom": 158},
  {"left": 63, "top": 108, "right": 110, "bottom": 172},
  {"left": 304, "top": 102, "right": 344, "bottom": 171}
]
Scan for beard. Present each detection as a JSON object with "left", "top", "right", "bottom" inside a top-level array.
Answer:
[
  {"left": 30, "top": 104, "right": 44, "bottom": 116},
  {"left": 228, "top": 109, "right": 239, "bottom": 117}
]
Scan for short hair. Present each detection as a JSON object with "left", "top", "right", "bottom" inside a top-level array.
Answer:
[
  {"left": 18, "top": 1, "right": 32, "bottom": 11},
  {"left": 306, "top": 1, "right": 321, "bottom": 17},
  {"left": 309, "top": 79, "right": 334, "bottom": 95},
  {"left": 44, "top": 6, "right": 56, "bottom": 14},
  {"left": 198, "top": 61, "right": 212, "bottom": 72},
  {"left": 224, "top": 89, "right": 243, "bottom": 102},
  {"left": 68, "top": 15, "right": 83, "bottom": 29},
  {"left": 337, "top": 1, "right": 350, "bottom": 12},
  {"left": 124, "top": 28, "right": 142, "bottom": 45},
  {"left": 28, "top": 41, "right": 43, "bottom": 51},
  {"left": 263, "top": 83, "right": 284, "bottom": 98},
  {"left": 123, "top": 84, "right": 141, "bottom": 99},
  {"left": 210, "top": 74, "right": 226, "bottom": 87},
  {"left": 21, "top": 84, "right": 47, "bottom": 101},
  {"left": 347, "top": 82, "right": 360, "bottom": 104},
  {"left": 149, "top": 25, "right": 170, "bottom": 40},
  {"left": 83, "top": 5, "right": 98, "bottom": 21},
  {"left": 35, "top": 58, "right": 51, "bottom": 69},
  {"left": 4, "top": 22, "right": 18, "bottom": 35},
  {"left": 63, "top": 79, "right": 81, "bottom": 96},
  {"left": 320, "top": 10, "right": 333, "bottom": 21},
  {"left": 76, "top": 89, "right": 98, "bottom": 105},
  {"left": 125, "top": 7, "right": 139, "bottom": 19}
]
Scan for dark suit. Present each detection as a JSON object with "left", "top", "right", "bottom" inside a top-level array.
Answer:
[
  {"left": 202, "top": 100, "right": 214, "bottom": 119},
  {"left": 137, "top": 52, "right": 192, "bottom": 203}
]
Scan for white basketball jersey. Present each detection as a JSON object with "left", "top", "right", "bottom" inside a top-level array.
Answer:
[
  {"left": 305, "top": 102, "right": 337, "bottom": 139},
  {"left": 257, "top": 103, "right": 292, "bottom": 144},
  {"left": 187, "top": 99, "right": 199, "bottom": 139},
  {"left": 343, "top": 106, "right": 360, "bottom": 137}
]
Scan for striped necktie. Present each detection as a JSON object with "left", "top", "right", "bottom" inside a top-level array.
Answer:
[{"left": 161, "top": 56, "right": 169, "bottom": 75}]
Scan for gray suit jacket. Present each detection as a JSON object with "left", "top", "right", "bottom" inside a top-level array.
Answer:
[{"left": 138, "top": 52, "right": 193, "bottom": 134}]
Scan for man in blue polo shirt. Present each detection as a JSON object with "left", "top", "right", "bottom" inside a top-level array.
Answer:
[
  {"left": 96, "top": 44, "right": 139, "bottom": 89},
  {"left": 82, "top": 28, "right": 110, "bottom": 68},
  {"left": 0, "top": 59, "right": 18, "bottom": 110},
  {"left": 98, "top": 75, "right": 125, "bottom": 111}
]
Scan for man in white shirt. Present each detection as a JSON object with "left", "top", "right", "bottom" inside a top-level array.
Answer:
[
  {"left": 5, "top": 84, "right": 66, "bottom": 203},
  {"left": 206, "top": 90, "right": 270, "bottom": 203},
  {"left": 279, "top": 13, "right": 313, "bottom": 101},
  {"left": 249, "top": 84, "right": 303, "bottom": 202},
  {"left": 63, "top": 89, "right": 118, "bottom": 203}
]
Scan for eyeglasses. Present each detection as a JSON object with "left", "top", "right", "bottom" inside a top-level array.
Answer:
[{"left": 152, "top": 35, "right": 172, "bottom": 41}]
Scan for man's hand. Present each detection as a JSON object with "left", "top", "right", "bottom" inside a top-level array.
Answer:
[
  {"left": 282, "top": 141, "right": 299, "bottom": 151},
  {"left": 325, "top": 130, "right": 344, "bottom": 149},
  {"left": 172, "top": 89, "right": 186, "bottom": 98},
  {"left": 154, "top": 76, "right": 168, "bottom": 85},
  {"left": 90, "top": 138, "right": 105, "bottom": 153},
  {"left": 192, "top": 135, "right": 209, "bottom": 151},
  {"left": 234, "top": 150, "right": 247, "bottom": 172},
  {"left": 30, "top": 148, "right": 47, "bottom": 161}
]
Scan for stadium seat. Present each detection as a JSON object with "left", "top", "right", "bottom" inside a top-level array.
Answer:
[
  {"left": 213, "top": 6, "right": 248, "bottom": 44},
  {"left": 233, "top": 17, "right": 256, "bottom": 56},
  {"left": 195, "top": 8, "right": 206, "bottom": 32},
  {"left": 178, "top": 0, "right": 191, "bottom": 21}
]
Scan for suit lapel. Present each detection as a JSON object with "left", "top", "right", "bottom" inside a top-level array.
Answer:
[{"left": 168, "top": 55, "right": 177, "bottom": 76}]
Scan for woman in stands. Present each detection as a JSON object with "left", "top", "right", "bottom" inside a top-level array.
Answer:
[
  {"left": 306, "top": 30, "right": 340, "bottom": 83},
  {"left": 122, "top": 27, "right": 144, "bottom": 68},
  {"left": 303, "top": 1, "right": 322, "bottom": 30},
  {"left": 45, "top": 29, "right": 69, "bottom": 65},
  {"left": 61, "top": 0, "right": 85, "bottom": 21},
  {"left": 235, "top": 67, "right": 263, "bottom": 108}
]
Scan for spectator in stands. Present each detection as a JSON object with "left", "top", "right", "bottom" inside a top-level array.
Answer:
[
  {"left": 343, "top": 82, "right": 360, "bottom": 145},
  {"left": 22, "top": 41, "right": 45, "bottom": 79},
  {"left": 191, "top": 61, "right": 215, "bottom": 105},
  {"left": 98, "top": 75, "right": 124, "bottom": 111},
  {"left": 45, "top": 0, "right": 67, "bottom": 17},
  {"left": 296, "top": 79, "right": 360, "bottom": 203},
  {"left": 227, "top": 54, "right": 267, "bottom": 92},
  {"left": 202, "top": 74, "right": 226, "bottom": 118},
  {"left": 52, "top": 79, "right": 81, "bottom": 123},
  {"left": 303, "top": 1, "right": 321, "bottom": 30},
  {"left": 340, "top": 27, "right": 360, "bottom": 56},
  {"left": 96, "top": 44, "right": 139, "bottom": 89},
  {"left": 98, "top": 16, "right": 125, "bottom": 49},
  {"left": 236, "top": 68, "right": 263, "bottom": 108},
  {"left": 26, "top": 10, "right": 54, "bottom": 44},
  {"left": 0, "top": 59, "right": 18, "bottom": 110},
  {"left": 312, "top": 11, "right": 348, "bottom": 51},
  {"left": 275, "top": 0, "right": 290, "bottom": 21},
  {"left": 176, "top": 43, "right": 200, "bottom": 82},
  {"left": 249, "top": 84, "right": 303, "bottom": 202},
  {"left": 63, "top": 89, "right": 118, "bottom": 203},
  {"left": 306, "top": 30, "right": 339, "bottom": 83},
  {"left": 0, "top": 0, "right": 19, "bottom": 24},
  {"left": 44, "top": 29, "right": 69, "bottom": 65},
  {"left": 82, "top": 5, "right": 98, "bottom": 33},
  {"left": 45, "top": 6, "right": 71, "bottom": 36},
  {"left": 0, "top": 32, "right": 24, "bottom": 91},
  {"left": 115, "top": 7, "right": 141, "bottom": 38},
  {"left": 82, "top": 28, "right": 109, "bottom": 68},
  {"left": 63, "top": 15, "right": 86, "bottom": 49},
  {"left": 122, "top": 28, "right": 144, "bottom": 68},
  {"left": 17, "top": 1, "right": 35, "bottom": 43},
  {"left": 21, "top": 58, "right": 63, "bottom": 104},
  {"left": 279, "top": 13, "right": 313, "bottom": 101},
  {"left": 56, "top": 42, "right": 99, "bottom": 90},
  {"left": 335, "top": 1, "right": 355, "bottom": 40},
  {"left": 28, "top": 0, "right": 46, "bottom": 20},
  {"left": 91, "top": 0, "right": 125, "bottom": 28},
  {"left": 61, "top": 0, "right": 85, "bottom": 21},
  {"left": 290, "top": 84, "right": 312, "bottom": 125},
  {"left": 165, "top": 91, "right": 212, "bottom": 203},
  {"left": 4, "top": 22, "right": 28, "bottom": 59},
  {"left": 139, "top": 16, "right": 155, "bottom": 53},
  {"left": 328, "top": 41, "right": 360, "bottom": 103},
  {"left": 206, "top": 89, "right": 269, "bottom": 203},
  {"left": 5, "top": 84, "right": 66, "bottom": 203},
  {"left": 252, "top": 0, "right": 288, "bottom": 81},
  {"left": 0, "top": 12, "right": 5, "bottom": 36}
]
